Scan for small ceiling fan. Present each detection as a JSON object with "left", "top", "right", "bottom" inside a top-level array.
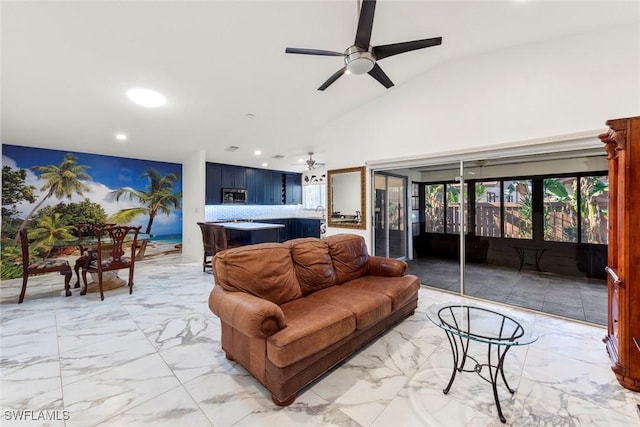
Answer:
[
  {"left": 297, "top": 152, "right": 325, "bottom": 170},
  {"left": 285, "top": 0, "right": 442, "bottom": 91}
]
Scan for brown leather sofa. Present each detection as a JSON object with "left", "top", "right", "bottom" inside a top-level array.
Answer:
[{"left": 208, "top": 233, "right": 420, "bottom": 406}]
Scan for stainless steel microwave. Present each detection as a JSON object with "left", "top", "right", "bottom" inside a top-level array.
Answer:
[{"left": 222, "top": 188, "right": 247, "bottom": 204}]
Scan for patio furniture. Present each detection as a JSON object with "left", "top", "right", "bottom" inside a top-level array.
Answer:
[
  {"left": 18, "top": 228, "right": 73, "bottom": 304},
  {"left": 81, "top": 225, "right": 141, "bottom": 300},
  {"left": 510, "top": 245, "right": 550, "bottom": 271}
]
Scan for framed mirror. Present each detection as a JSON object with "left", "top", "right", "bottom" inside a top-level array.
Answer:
[{"left": 327, "top": 166, "right": 366, "bottom": 230}]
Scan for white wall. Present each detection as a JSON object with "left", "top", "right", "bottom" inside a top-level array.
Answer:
[
  {"left": 320, "top": 23, "right": 639, "bottom": 166},
  {"left": 182, "top": 150, "right": 206, "bottom": 262},
  {"left": 320, "top": 23, "right": 640, "bottom": 247}
]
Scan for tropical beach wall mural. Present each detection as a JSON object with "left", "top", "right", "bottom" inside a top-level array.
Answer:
[{"left": 1, "top": 144, "right": 183, "bottom": 280}]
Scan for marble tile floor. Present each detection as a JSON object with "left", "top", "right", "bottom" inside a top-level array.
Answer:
[
  {"left": 1, "top": 254, "right": 638, "bottom": 426},
  {"left": 407, "top": 257, "right": 608, "bottom": 326}
]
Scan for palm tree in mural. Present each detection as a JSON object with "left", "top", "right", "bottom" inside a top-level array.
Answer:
[
  {"left": 28, "top": 213, "right": 77, "bottom": 257},
  {"left": 15, "top": 153, "right": 91, "bottom": 242},
  {"left": 108, "top": 168, "right": 181, "bottom": 256}
]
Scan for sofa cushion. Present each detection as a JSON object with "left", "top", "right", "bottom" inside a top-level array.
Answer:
[
  {"left": 324, "top": 234, "right": 370, "bottom": 284},
  {"left": 267, "top": 298, "right": 355, "bottom": 367},
  {"left": 306, "top": 286, "right": 391, "bottom": 330},
  {"left": 284, "top": 238, "right": 337, "bottom": 295},
  {"left": 213, "top": 243, "right": 302, "bottom": 305},
  {"left": 341, "top": 274, "right": 420, "bottom": 310}
]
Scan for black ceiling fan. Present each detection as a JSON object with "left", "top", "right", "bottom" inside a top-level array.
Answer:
[{"left": 285, "top": 0, "right": 442, "bottom": 91}]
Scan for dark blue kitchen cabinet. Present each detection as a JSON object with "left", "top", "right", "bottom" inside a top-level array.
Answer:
[
  {"left": 284, "top": 173, "right": 302, "bottom": 205},
  {"left": 245, "top": 168, "right": 259, "bottom": 204},
  {"left": 255, "top": 219, "right": 288, "bottom": 241},
  {"left": 298, "top": 219, "right": 320, "bottom": 238},
  {"left": 206, "top": 163, "right": 296, "bottom": 206},
  {"left": 245, "top": 169, "right": 283, "bottom": 205},
  {"left": 221, "top": 165, "right": 246, "bottom": 189},
  {"left": 205, "top": 163, "right": 222, "bottom": 204},
  {"left": 260, "top": 218, "right": 320, "bottom": 241},
  {"left": 263, "top": 171, "right": 283, "bottom": 205}
]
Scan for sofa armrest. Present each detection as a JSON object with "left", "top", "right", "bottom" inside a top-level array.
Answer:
[
  {"left": 209, "top": 285, "right": 286, "bottom": 339},
  {"left": 368, "top": 256, "right": 408, "bottom": 277}
]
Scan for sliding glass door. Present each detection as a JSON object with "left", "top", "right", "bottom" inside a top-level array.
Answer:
[
  {"left": 374, "top": 172, "right": 407, "bottom": 259},
  {"left": 393, "top": 152, "right": 608, "bottom": 325}
]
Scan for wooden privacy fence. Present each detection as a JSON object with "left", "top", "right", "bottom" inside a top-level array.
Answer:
[
  {"left": 445, "top": 203, "right": 607, "bottom": 243},
  {"left": 447, "top": 203, "right": 529, "bottom": 238}
]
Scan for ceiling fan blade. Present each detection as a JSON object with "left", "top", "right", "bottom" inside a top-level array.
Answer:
[
  {"left": 318, "top": 67, "right": 347, "bottom": 91},
  {"left": 285, "top": 48, "right": 345, "bottom": 57},
  {"left": 368, "top": 63, "right": 394, "bottom": 89},
  {"left": 373, "top": 37, "right": 442, "bottom": 60},
  {"left": 354, "top": 0, "right": 377, "bottom": 49}
]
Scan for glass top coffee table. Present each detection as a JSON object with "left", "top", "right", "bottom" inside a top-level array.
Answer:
[{"left": 426, "top": 302, "right": 538, "bottom": 423}]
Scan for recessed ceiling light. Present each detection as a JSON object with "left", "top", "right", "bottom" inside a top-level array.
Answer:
[
  {"left": 115, "top": 133, "right": 128, "bottom": 141},
  {"left": 126, "top": 88, "right": 167, "bottom": 108},
  {"left": 262, "top": 162, "right": 268, "bottom": 167},
  {"left": 254, "top": 150, "right": 262, "bottom": 156},
  {"left": 246, "top": 113, "right": 256, "bottom": 119}
]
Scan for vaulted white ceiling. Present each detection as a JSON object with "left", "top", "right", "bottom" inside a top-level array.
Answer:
[{"left": 2, "top": 1, "right": 638, "bottom": 171}]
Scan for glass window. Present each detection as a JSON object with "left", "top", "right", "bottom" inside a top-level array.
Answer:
[
  {"left": 302, "top": 184, "right": 326, "bottom": 210},
  {"left": 503, "top": 179, "right": 532, "bottom": 239},
  {"left": 580, "top": 175, "right": 608, "bottom": 244},
  {"left": 424, "top": 184, "right": 444, "bottom": 233},
  {"left": 544, "top": 177, "right": 578, "bottom": 242},
  {"left": 411, "top": 183, "right": 420, "bottom": 235},
  {"left": 475, "top": 181, "right": 501, "bottom": 237}
]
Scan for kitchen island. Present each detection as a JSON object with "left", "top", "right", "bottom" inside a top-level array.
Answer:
[{"left": 216, "top": 221, "right": 285, "bottom": 245}]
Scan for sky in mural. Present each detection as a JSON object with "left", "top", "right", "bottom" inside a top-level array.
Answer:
[{"left": 2, "top": 144, "right": 183, "bottom": 237}]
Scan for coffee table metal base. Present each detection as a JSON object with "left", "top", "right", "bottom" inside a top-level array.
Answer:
[{"left": 442, "top": 330, "right": 514, "bottom": 422}]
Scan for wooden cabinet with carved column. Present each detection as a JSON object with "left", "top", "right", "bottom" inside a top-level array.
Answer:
[{"left": 599, "top": 115, "right": 640, "bottom": 392}]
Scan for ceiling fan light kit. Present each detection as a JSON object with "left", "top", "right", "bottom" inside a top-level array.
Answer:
[
  {"left": 285, "top": 0, "right": 442, "bottom": 91},
  {"left": 345, "top": 46, "right": 375, "bottom": 75}
]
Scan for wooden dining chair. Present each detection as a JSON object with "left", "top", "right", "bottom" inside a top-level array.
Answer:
[
  {"left": 72, "top": 223, "right": 115, "bottom": 288},
  {"left": 18, "top": 228, "right": 73, "bottom": 304},
  {"left": 196, "top": 222, "right": 241, "bottom": 272},
  {"left": 211, "top": 224, "right": 242, "bottom": 253},
  {"left": 197, "top": 222, "right": 216, "bottom": 272},
  {"left": 81, "top": 225, "right": 141, "bottom": 301}
]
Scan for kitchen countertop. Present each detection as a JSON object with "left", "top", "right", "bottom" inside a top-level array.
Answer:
[{"left": 216, "top": 222, "right": 285, "bottom": 231}]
